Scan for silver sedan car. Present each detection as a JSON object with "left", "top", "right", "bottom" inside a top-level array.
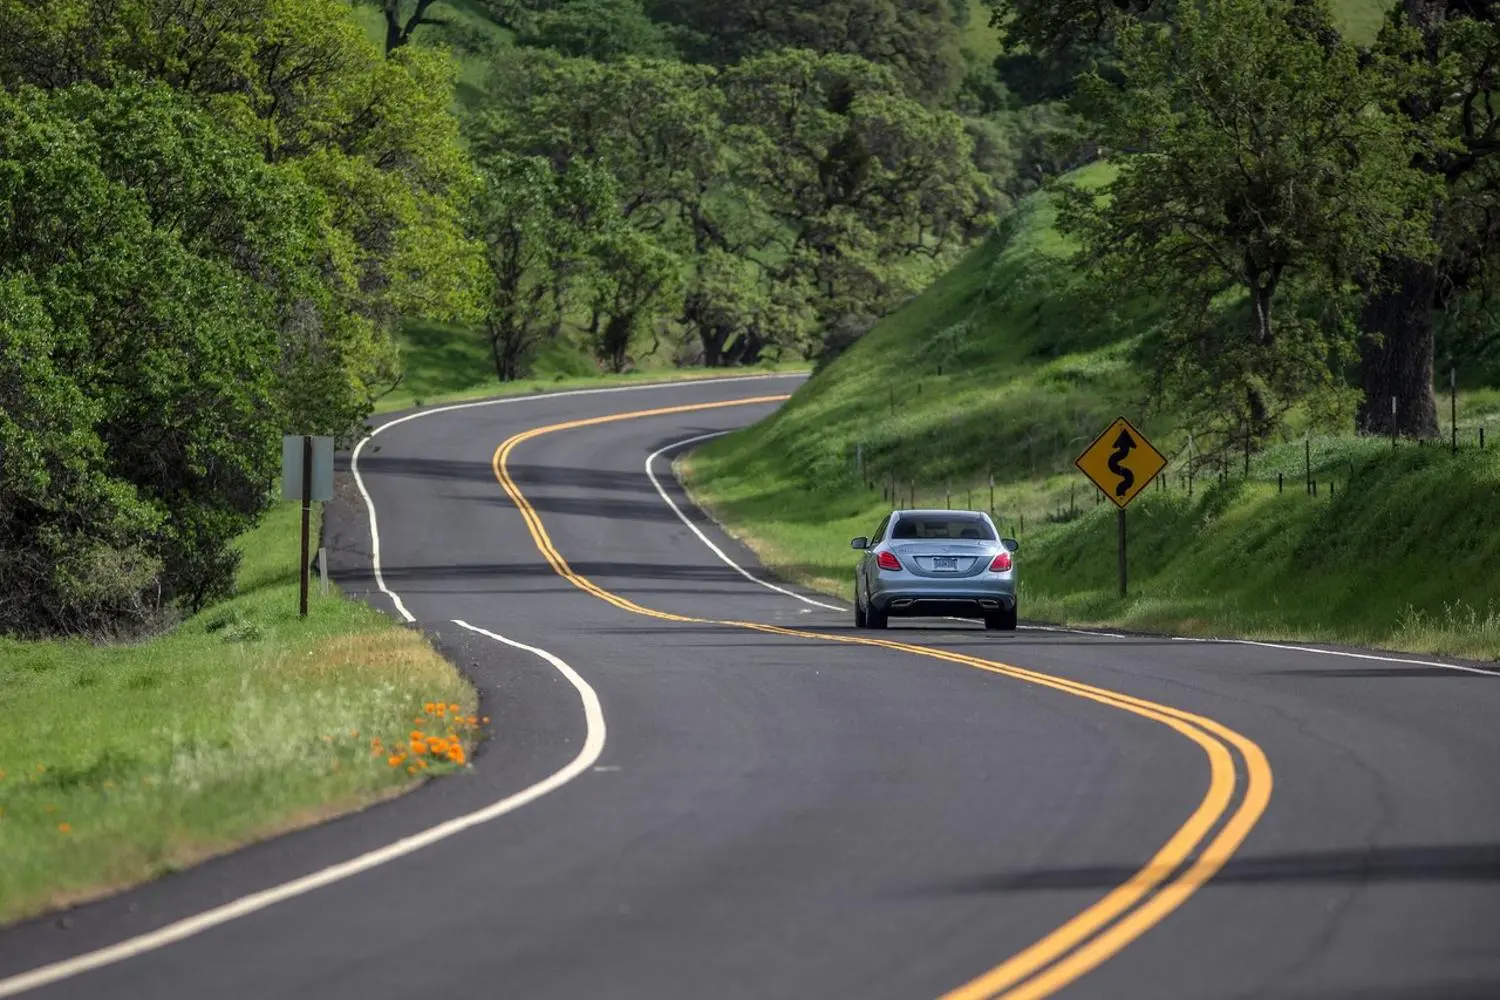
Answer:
[{"left": 851, "top": 509, "right": 1019, "bottom": 631}]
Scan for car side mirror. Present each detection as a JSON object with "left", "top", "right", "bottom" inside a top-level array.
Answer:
[
  {"left": 851, "top": 536, "right": 869, "bottom": 550},
  {"left": 1002, "top": 538, "right": 1019, "bottom": 552}
]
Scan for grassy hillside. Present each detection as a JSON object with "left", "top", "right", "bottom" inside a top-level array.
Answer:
[
  {"left": 1330, "top": 0, "right": 1393, "bottom": 43},
  {"left": 349, "top": 0, "right": 511, "bottom": 102},
  {"left": 682, "top": 166, "right": 1500, "bottom": 661},
  {"left": 0, "top": 502, "right": 476, "bottom": 924},
  {"left": 381, "top": 320, "right": 807, "bottom": 413}
]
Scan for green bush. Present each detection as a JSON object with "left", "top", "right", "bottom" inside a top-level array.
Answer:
[{"left": 0, "top": 84, "right": 306, "bottom": 633}]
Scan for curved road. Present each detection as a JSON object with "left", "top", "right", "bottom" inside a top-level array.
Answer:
[{"left": 3, "top": 375, "right": 1499, "bottom": 999}]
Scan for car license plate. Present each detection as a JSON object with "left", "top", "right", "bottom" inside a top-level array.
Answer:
[{"left": 933, "top": 556, "right": 958, "bottom": 571}]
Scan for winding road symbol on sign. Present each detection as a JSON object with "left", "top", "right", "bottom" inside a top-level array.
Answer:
[
  {"left": 1107, "top": 429, "right": 1137, "bottom": 497},
  {"left": 1075, "top": 417, "right": 1166, "bottom": 509}
]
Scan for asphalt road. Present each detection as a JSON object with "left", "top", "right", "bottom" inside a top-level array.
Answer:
[{"left": 3, "top": 374, "right": 1499, "bottom": 999}]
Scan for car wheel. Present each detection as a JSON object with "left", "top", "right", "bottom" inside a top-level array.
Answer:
[
  {"left": 985, "top": 606, "right": 1018, "bottom": 632},
  {"left": 854, "top": 591, "right": 868, "bottom": 629}
]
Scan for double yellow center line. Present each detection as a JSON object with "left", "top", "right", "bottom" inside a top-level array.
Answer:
[{"left": 490, "top": 396, "right": 1272, "bottom": 1000}]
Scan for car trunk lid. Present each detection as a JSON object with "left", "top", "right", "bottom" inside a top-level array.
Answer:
[{"left": 890, "top": 541, "right": 990, "bottom": 578}]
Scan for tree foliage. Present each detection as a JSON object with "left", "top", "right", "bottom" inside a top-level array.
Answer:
[
  {"left": 0, "top": 84, "right": 313, "bottom": 632},
  {"left": 0, "top": 0, "right": 482, "bottom": 636},
  {"left": 1059, "top": 0, "right": 1435, "bottom": 443},
  {"left": 468, "top": 47, "right": 994, "bottom": 371},
  {"left": 646, "top": 0, "right": 967, "bottom": 101}
]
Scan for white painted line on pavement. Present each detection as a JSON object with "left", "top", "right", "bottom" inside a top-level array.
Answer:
[
  {"left": 645, "top": 432, "right": 1499, "bottom": 677},
  {"left": 0, "top": 622, "right": 604, "bottom": 999},
  {"left": 646, "top": 431, "right": 844, "bottom": 612},
  {"left": 0, "top": 375, "right": 803, "bottom": 997},
  {"left": 351, "top": 373, "right": 807, "bottom": 623},
  {"left": 1175, "top": 635, "right": 1500, "bottom": 677}
]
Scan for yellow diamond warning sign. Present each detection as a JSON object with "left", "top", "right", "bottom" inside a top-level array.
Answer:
[{"left": 1075, "top": 417, "right": 1167, "bottom": 509}]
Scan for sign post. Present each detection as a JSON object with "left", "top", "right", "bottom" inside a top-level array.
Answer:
[
  {"left": 1074, "top": 416, "right": 1168, "bottom": 600},
  {"left": 1117, "top": 507, "right": 1127, "bottom": 599},
  {"left": 282, "top": 435, "right": 335, "bottom": 618}
]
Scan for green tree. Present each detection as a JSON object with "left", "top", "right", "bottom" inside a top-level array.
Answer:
[
  {"left": 587, "top": 228, "right": 683, "bottom": 372},
  {"left": 0, "top": 277, "right": 163, "bottom": 635},
  {"left": 1059, "top": 0, "right": 1435, "bottom": 442},
  {"left": 471, "top": 153, "right": 619, "bottom": 379},
  {"left": 516, "top": 0, "right": 681, "bottom": 60},
  {"left": 0, "top": 0, "right": 485, "bottom": 428},
  {"left": 473, "top": 52, "right": 756, "bottom": 364},
  {"left": 986, "top": 0, "right": 1500, "bottom": 437},
  {"left": 1352, "top": 3, "right": 1500, "bottom": 436},
  {"left": 722, "top": 49, "right": 996, "bottom": 333},
  {"left": 0, "top": 84, "right": 340, "bottom": 632},
  {"left": 646, "top": 0, "right": 966, "bottom": 102}
]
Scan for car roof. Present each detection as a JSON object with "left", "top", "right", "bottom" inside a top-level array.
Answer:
[{"left": 892, "top": 509, "right": 992, "bottom": 518}]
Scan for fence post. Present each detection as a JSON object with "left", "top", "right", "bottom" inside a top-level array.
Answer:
[
  {"left": 1187, "top": 431, "right": 1195, "bottom": 497},
  {"left": 1305, "top": 436, "right": 1312, "bottom": 495},
  {"left": 989, "top": 473, "right": 995, "bottom": 516},
  {"left": 1278, "top": 472, "right": 1283, "bottom": 494},
  {"left": 1391, "top": 396, "right": 1398, "bottom": 449},
  {"left": 1451, "top": 368, "right": 1458, "bottom": 456}
]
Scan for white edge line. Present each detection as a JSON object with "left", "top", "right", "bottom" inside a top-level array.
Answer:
[
  {"left": 646, "top": 431, "right": 844, "bottom": 613},
  {"left": 0, "top": 621, "right": 603, "bottom": 999},
  {"left": 0, "top": 377, "right": 797, "bottom": 995},
  {"left": 1175, "top": 635, "right": 1500, "bottom": 677},
  {"left": 643, "top": 431, "right": 1497, "bottom": 678},
  {"left": 351, "top": 373, "right": 805, "bottom": 622}
]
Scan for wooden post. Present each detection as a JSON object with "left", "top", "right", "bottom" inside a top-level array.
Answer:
[
  {"left": 299, "top": 435, "right": 312, "bottom": 619},
  {"left": 1117, "top": 508, "right": 1127, "bottom": 599},
  {"left": 1451, "top": 369, "right": 1458, "bottom": 456}
]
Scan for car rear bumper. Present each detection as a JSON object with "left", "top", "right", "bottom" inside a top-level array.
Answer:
[{"left": 871, "top": 591, "right": 1016, "bottom": 617}]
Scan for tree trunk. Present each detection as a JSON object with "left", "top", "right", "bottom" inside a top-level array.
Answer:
[
  {"left": 600, "top": 313, "right": 633, "bottom": 373},
  {"left": 1357, "top": 258, "right": 1439, "bottom": 437},
  {"left": 722, "top": 329, "right": 765, "bottom": 366},
  {"left": 1246, "top": 278, "right": 1275, "bottom": 436},
  {"left": 383, "top": 1, "right": 406, "bottom": 54},
  {"left": 488, "top": 319, "right": 513, "bottom": 382},
  {"left": 700, "top": 323, "right": 731, "bottom": 367}
]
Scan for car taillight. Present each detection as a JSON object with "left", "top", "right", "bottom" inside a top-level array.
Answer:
[
  {"left": 876, "top": 550, "right": 903, "bottom": 571},
  {"left": 989, "top": 551, "right": 1013, "bottom": 572}
]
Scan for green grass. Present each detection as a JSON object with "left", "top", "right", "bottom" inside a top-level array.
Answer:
[
  {"left": 350, "top": 0, "right": 512, "bottom": 103},
  {"left": 0, "top": 503, "right": 475, "bottom": 925},
  {"left": 682, "top": 164, "right": 1500, "bottom": 662},
  {"left": 379, "top": 319, "right": 810, "bottom": 413},
  {"left": 1330, "top": 0, "right": 1393, "bottom": 45}
]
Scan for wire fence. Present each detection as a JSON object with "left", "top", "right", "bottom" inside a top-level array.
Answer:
[{"left": 840, "top": 391, "right": 1497, "bottom": 538}]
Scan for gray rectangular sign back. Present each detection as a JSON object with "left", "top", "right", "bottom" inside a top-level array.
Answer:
[{"left": 282, "top": 435, "right": 335, "bottom": 502}]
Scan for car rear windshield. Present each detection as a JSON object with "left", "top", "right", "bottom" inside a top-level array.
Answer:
[{"left": 889, "top": 516, "right": 996, "bottom": 541}]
